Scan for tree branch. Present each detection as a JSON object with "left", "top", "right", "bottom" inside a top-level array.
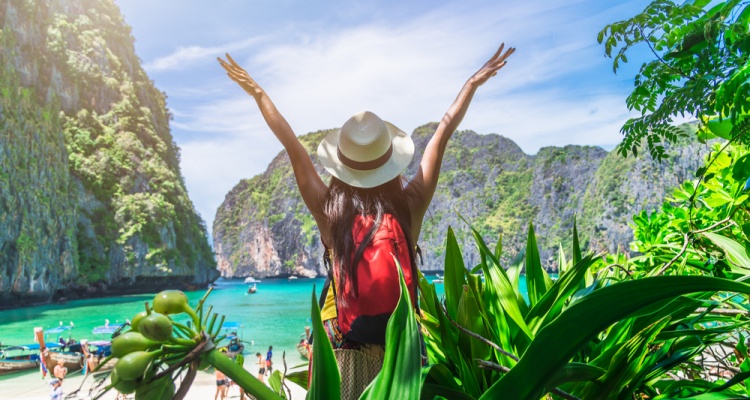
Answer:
[
  {"left": 173, "top": 359, "right": 199, "bottom": 400},
  {"left": 655, "top": 214, "right": 736, "bottom": 276},
  {"left": 638, "top": 27, "right": 693, "bottom": 81}
]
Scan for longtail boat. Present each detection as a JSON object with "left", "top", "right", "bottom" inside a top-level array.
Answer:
[
  {"left": 34, "top": 326, "right": 84, "bottom": 375},
  {"left": 81, "top": 322, "right": 123, "bottom": 375},
  {"left": 0, "top": 343, "right": 60, "bottom": 376}
]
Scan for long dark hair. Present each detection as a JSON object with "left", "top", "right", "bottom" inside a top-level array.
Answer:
[{"left": 323, "top": 176, "right": 417, "bottom": 297}]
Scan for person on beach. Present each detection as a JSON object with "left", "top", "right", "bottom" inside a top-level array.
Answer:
[
  {"left": 53, "top": 360, "right": 67, "bottom": 382},
  {"left": 218, "top": 41, "right": 514, "bottom": 399},
  {"left": 49, "top": 378, "right": 63, "bottom": 400},
  {"left": 266, "top": 345, "right": 273, "bottom": 374},
  {"left": 215, "top": 368, "right": 228, "bottom": 400},
  {"left": 256, "top": 352, "right": 265, "bottom": 382}
]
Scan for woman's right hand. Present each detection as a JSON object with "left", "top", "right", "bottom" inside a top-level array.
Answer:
[{"left": 217, "top": 53, "right": 264, "bottom": 100}]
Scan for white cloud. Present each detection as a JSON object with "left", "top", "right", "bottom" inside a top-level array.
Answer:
[
  {"left": 144, "top": 37, "right": 265, "bottom": 72},
  {"left": 179, "top": 135, "right": 284, "bottom": 235}
]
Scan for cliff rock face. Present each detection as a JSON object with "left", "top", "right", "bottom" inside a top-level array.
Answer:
[
  {"left": 0, "top": 0, "right": 216, "bottom": 306},
  {"left": 214, "top": 131, "right": 328, "bottom": 278},
  {"left": 213, "top": 123, "right": 712, "bottom": 277}
]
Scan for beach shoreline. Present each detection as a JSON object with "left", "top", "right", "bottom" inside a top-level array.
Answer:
[{"left": 0, "top": 363, "right": 307, "bottom": 399}]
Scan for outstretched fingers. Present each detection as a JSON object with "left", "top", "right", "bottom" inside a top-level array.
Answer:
[
  {"left": 225, "top": 53, "right": 241, "bottom": 68},
  {"left": 490, "top": 46, "right": 515, "bottom": 67},
  {"left": 491, "top": 43, "right": 505, "bottom": 61},
  {"left": 498, "top": 47, "right": 515, "bottom": 63}
]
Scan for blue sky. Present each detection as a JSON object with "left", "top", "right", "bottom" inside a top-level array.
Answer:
[{"left": 115, "top": 0, "right": 653, "bottom": 234}]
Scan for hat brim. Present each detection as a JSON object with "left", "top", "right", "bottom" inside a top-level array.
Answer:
[{"left": 317, "top": 121, "right": 414, "bottom": 189}]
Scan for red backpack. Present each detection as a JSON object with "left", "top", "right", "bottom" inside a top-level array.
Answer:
[{"left": 326, "top": 213, "right": 418, "bottom": 345}]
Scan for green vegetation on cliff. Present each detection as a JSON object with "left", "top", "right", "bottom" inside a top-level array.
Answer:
[
  {"left": 0, "top": 0, "right": 215, "bottom": 304},
  {"left": 213, "top": 121, "right": 711, "bottom": 278},
  {"left": 0, "top": 29, "right": 77, "bottom": 296}
]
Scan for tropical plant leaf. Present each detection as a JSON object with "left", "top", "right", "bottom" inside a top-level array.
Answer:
[
  {"left": 546, "top": 362, "right": 606, "bottom": 389},
  {"left": 268, "top": 370, "right": 285, "bottom": 397},
  {"left": 526, "top": 254, "right": 596, "bottom": 334},
  {"left": 479, "top": 276, "right": 750, "bottom": 400},
  {"left": 494, "top": 233, "right": 503, "bottom": 260},
  {"left": 306, "top": 286, "right": 341, "bottom": 400},
  {"left": 732, "top": 154, "right": 750, "bottom": 181},
  {"left": 506, "top": 248, "right": 529, "bottom": 315},
  {"left": 572, "top": 216, "right": 582, "bottom": 266},
  {"left": 285, "top": 369, "right": 309, "bottom": 391},
  {"left": 466, "top": 225, "right": 533, "bottom": 343},
  {"left": 579, "top": 317, "right": 672, "bottom": 398},
  {"left": 421, "top": 383, "right": 478, "bottom": 400},
  {"left": 525, "top": 223, "right": 550, "bottom": 307},
  {"left": 558, "top": 243, "right": 569, "bottom": 275},
  {"left": 422, "top": 364, "right": 463, "bottom": 393},
  {"left": 701, "top": 231, "right": 750, "bottom": 270},
  {"left": 456, "top": 285, "right": 491, "bottom": 387},
  {"left": 417, "top": 269, "right": 438, "bottom": 317},
  {"left": 444, "top": 227, "right": 467, "bottom": 321}
]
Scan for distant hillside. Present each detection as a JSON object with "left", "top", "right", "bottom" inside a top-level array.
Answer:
[
  {"left": 0, "top": 0, "right": 216, "bottom": 306},
  {"left": 213, "top": 123, "right": 708, "bottom": 278}
]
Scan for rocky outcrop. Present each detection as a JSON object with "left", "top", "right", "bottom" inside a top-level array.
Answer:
[
  {"left": 0, "top": 0, "right": 216, "bottom": 307},
  {"left": 213, "top": 131, "right": 329, "bottom": 278},
  {"left": 213, "top": 122, "right": 713, "bottom": 277}
]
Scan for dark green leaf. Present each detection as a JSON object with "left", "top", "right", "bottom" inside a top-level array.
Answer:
[
  {"left": 732, "top": 154, "right": 750, "bottom": 181},
  {"left": 546, "top": 362, "right": 606, "bottom": 389},
  {"left": 444, "top": 227, "right": 467, "bottom": 321},
  {"left": 479, "top": 276, "right": 750, "bottom": 400},
  {"left": 307, "top": 286, "right": 341, "bottom": 400},
  {"left": 525, "top": 223, "right": 548, "bottom": 307}
]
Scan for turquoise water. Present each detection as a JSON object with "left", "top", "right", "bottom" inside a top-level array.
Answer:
[
  {"left": 0, "top": 277, "right": 452, "bottom": 371},
  {"left": 0, "top": 275, "right": 535, "bottom": 373}
]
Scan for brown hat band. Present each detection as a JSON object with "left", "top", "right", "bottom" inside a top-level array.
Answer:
[{"left": 337, "top": 144, "right": 393, "bottom": 171}]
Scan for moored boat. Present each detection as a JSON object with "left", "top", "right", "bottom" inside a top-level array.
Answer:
[
  {"left": 244, "top": 276, "right": 261, "bottom": 284},
  {"left": 0, "top": 356, "right": 38, "bottom": 375},
  {"left": 81, "top": 320, "right": 124, "bottom": 374},
  {"left": 0, "top": 343, "right": 58, "bottom": 376},
  {"left": 219, "top": 322, "right": 246, "bottom": 358},
  {"left": 248, "top": 283, "right": 257, "bottom": 294},
  {"left": 35, "top": 325, "right": 85, "bottom": 374},
  {"left": 297, "top": 327, "right": 311, "bottom": 359}
]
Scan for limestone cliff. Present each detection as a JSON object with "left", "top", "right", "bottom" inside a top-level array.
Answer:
[
  {"left": 0, "top": 0, "right": 216, "bottom": 306},
  {"left": 213, "top": 123, "right": 711, "bottom": 277}
]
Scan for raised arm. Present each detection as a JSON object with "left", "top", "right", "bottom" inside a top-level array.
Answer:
[
  {"left": 406, "top": 43, "right": 515, "bottom": 233},
  {"left": 218, "top": 54, "right": 329, "bottom": 231}
]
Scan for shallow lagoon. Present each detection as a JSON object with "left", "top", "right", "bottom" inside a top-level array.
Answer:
[{"left": 0, "top": 276, "right": 458, "bottom": 379}]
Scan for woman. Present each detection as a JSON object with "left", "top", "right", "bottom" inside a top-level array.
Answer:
[{"left": 218, "top": 42, "right": 514, "bottom": 398}]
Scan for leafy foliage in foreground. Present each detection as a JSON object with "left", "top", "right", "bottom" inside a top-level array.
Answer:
[
  {"left": 419, "top": 222, "right": 750, "bottom": 399},
  {"left": 93, "top": 218, "right": 750, "bottom": 400},
  {"left": 599, "top": 0, "right": 750, "bottom": 160},
  {"left": 631, "top": 143, "right": 750, "bottom": 277}
]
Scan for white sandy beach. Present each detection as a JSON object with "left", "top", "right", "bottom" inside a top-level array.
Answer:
[{"left": 0, "top": 364, "right": 308, "bottom": 400}]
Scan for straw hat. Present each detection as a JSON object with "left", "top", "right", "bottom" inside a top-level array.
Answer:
[{"left": 317, "top": 111, "right": 414, "bottom": 188}]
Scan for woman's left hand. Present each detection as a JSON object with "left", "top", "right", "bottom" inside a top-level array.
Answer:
[
  {"left": 468, "top": 43, "right": 515, "bottom": 87},
  {"left": 217, "top": 53, "right": 265, "bottom": 100}
]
